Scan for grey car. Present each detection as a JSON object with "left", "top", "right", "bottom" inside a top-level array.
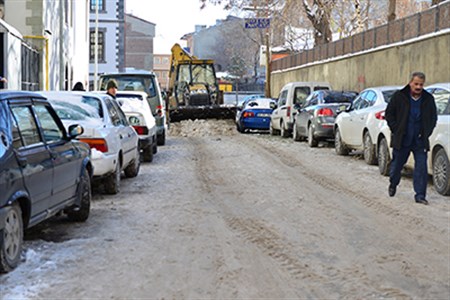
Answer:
[{"left": 293, "top": 90, "right": 358, "bottom": 147}]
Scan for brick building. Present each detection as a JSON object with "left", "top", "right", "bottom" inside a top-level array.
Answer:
[
  {"left": 125, "top": 13, "right": 155, "bottom": 71},
  {"left": 153, "top": 54, "right": 170, "bottom": 90}
]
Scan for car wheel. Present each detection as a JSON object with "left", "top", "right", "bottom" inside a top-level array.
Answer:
[
  {"left": 293, "top": 121, "right": 301, "bottom": 141},
  {"left": 363, "top": 131, "right": 377, "bottom": 165},
  {"left": 143, "top": 145, "right": 154, "bottom": 162},
  {"left": 308, "top": 124, "right": 318, "bottom": 147},
  {"left": 236, "top": 123, "right": 243, "bottom": 133},
  {"left": 0, "top": 202, "right": 23, "bottom": 273},
  {"left": 124, "top": 149, "right": 141, "bottom": 178},
  {"left": 378, "top": 138, "right": 391, "bottom": 176},
  {"left": 67, "top": 168, "right": 91, "bottom": 222},
  {"left": 157, "top": 130, "right": 166, "bottom": 146},
  {"left": 334, "top": 128, "right": 349, "bottom": 155},
  {"left": 433, "top": 148, "right": 450, "bottom": 195},
  {"left": 280, "top": 121, "right": 289, "bottom": 138},
  {"left": 269, "top": 120, "right": 277, "bottom": 135},
  {"left": 104, "top": 162, "right": 121, "bottom": 194},
  {"left": 152, "top": 139, "right": 158, "bottom": 154}
]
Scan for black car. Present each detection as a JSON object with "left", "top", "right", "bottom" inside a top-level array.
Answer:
[
  {"left": 293, "top": 90, "right": 358, "bottom": 147},
  {"left": 0, "top": 91, "right": 92, "bottom": 273}
]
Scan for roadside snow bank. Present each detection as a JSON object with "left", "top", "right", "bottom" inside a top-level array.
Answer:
[{"left": 169, "top": 119, "right": 236, "bottom": 137}]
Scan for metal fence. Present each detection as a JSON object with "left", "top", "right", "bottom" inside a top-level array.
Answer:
[
  {"left": 21, "top": 43, "right": 40, "bottom": 91},
  {"left": 272, "top": 2, "right": 450, "bottom": 72}
]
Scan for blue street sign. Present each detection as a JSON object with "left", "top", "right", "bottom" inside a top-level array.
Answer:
[{"left": 245, "top": 18, "right": 271, "bottom": 29}]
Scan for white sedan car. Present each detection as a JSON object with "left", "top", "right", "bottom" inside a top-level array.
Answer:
[
  {"left": 376, "top": 83, "right": 450, "bottom": 195},
  {"left": 43, "top": 91, "right": 140, "bottom": 194},
  {"left": 116, "top": 91, "right": 158, "bottom": 162},
  {"left": 334, "top": 86, "right": 401, "bottom": 165}
]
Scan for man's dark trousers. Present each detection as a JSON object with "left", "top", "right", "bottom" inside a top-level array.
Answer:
[{"left": 390, "top": 143, "right": 428, "bottom": 200}]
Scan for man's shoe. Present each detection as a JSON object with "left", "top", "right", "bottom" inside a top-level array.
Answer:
[
  {"left": 388, "top": 184, "right": 396, "bottom": 197},
  {"left": 415, "top": 198, "right": 429, "bottom": 205}
]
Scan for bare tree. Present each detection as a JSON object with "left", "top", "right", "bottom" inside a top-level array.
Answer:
[
  {"left": 388, "top": 0, "right": 396, "bottom": 22},
  {"left": 302, "top": 0, "right": 336, "bottom": 45}
]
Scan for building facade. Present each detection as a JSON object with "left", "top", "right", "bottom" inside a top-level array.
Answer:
[
  {"left": 89, "top": 0, "right": 125, "bottom": 89},
  {"left": 153, "top": 54, "right": 170, "bottom": 90},
  {"left": 3, "top": 0, "right": 89, "bottom": 91},
  {"left": 125, "top": 13, "right": 155, "bottom": 71}
]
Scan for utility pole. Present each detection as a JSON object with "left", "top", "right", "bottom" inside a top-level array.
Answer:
[{"left": 94, "top": 0, "right": 99, "bottom": 90}]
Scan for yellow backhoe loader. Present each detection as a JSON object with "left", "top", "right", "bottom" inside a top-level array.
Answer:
[{"left": 168, "top": 44, "right": 235, "bottom": 122}]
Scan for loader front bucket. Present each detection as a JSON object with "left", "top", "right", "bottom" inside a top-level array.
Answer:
[{"left": 169, "top": 106, "right": 236, "bottom": 123}]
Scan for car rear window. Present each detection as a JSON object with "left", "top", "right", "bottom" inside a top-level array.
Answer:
[
  {"left": 323, "top": 92, "right": 357, "bottom": 103},
  {"left": 382, "top": 90, "right": 398, "bottom": 104}
]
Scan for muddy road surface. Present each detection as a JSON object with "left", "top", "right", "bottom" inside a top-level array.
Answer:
[{"left": 1, "top": 119, "right": 449, "bottom": 299}]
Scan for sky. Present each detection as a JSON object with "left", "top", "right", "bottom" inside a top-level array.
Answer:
[{"left": 126, "top": 0, "right": 231, "bottom": 54}]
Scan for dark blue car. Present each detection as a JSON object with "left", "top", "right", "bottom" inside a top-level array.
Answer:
[
  {"left": 236, "top": 98, "right": 276, "bottom": 133},
  {"left": 0, "top": 91, "right": 92, "bottom": 273}
]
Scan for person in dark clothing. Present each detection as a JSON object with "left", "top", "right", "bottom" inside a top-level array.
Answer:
[
  {"left": 106, "top": 80, "right": 118, "bottom": 99},
  {"left": 72, "top": 81, "right": 85, "bottom": 91},
  {"left": 385, "top": 72, "right": 437, "bottom": 205}
]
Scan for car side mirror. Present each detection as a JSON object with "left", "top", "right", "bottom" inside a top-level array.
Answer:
[{"left": 68, "top": 124, "right": 84, "bottom": 139}]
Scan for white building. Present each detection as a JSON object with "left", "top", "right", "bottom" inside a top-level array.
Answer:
[
  {"left": 89, "top": 0, "right": 125, "bottom": 89},
  {"left": 3, "top": 0, "right": 90, "bottom": 91}
]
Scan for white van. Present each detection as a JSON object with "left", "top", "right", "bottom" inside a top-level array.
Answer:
[{"left": 271, "top": 81, "right": 332, "bottom": 137}]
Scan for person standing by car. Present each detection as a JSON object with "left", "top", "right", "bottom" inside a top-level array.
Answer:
[
  {"left": 385, "top": 72, "right": 437, "bottom": 205},
  {"left": 106, "top": 80, "right": 118, "bottom": 99}
]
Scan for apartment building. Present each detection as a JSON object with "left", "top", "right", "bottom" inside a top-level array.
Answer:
[
  {"left": 153, "top": 54, "right": 170, "bottom": 90},
  {"left": 125, "top": 13, "right": 155, "bottom": 71},
  {"left": 89, "top": 0, "right": 125, "bottom": 89}
]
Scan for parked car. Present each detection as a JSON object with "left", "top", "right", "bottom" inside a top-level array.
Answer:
[
  {"left": 334, "top": 86, "right": 401, "bottom": 164},
  {"left": 0, "top": 91, "right": 92, "bottom": 273},
  {"left": 293, "top": 90, "right": 358, "bottom": 147},
  {"left": 236, "top": 98, "right": 276, "bottom": 133},
  {"left": 271, "top": 81, "right": 332, "bottom": 137},
  {"left": 42, "top": 91, "right": 140, "bottom": 194},
  {"left": 376, "top": 83, "right": 450, "bottom": 195},
  {"left": 116, "top": 91, "right": 158, "bottom": 162},
  {"left": 99, "top": 70, "right": 167, "bottom": 146}
]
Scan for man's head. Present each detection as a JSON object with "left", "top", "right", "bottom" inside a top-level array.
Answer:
[
  {"left": 409, "top": 72, "right": 426, "bottom": 98},
  {"left": 106, "top": 80, "right": 118, "bottom": 96}
]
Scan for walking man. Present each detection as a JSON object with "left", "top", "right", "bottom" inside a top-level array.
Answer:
[{"left": 385, "top": 72, "right": 437, "bottom": 205}]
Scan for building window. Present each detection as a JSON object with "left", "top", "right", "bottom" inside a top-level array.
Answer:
[
  {"left": 90, "top": 0, "right": 104, "bottom": 12},
  {"left": 90, "top": 30, "right": 105, "bottom": 62},
  {"left": 154, "top": 57, "right": 161, "bottom": 64},
  {"left": 162, "top": 57, "right": 169, "bottom": 64}
]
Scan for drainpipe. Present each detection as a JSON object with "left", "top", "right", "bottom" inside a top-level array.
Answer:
[{"left": 23, "top": 35, "right": 49, "bottom": 91}]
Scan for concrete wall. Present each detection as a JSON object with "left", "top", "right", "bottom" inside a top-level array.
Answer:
[{"left": 271, "top": 32, "right": 450, "bottom": 97}]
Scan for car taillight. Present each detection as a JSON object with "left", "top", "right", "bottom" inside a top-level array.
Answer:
[
  {"left": 243, "top": 111, "right": 255, "bottom": 118},
  {"left": 133, "top": 126, "right": 149, "bottom": 135},
  {"left": 79, "top": 138, "right": 108, "bottom": 153},
  {"left": 317, "top": 108, "right": 334, "bottom": 116},
  {"left": 156, "top": 105, "right": 163, "bottom": 117},
  {"left": 287, "top": 106, "right": 291, "bottom": 117},
  {"left": 375, "top": 110, "right": 385, "bottom": 120}
]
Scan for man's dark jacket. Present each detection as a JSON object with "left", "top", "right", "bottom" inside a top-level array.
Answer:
[{"left": 385, "top": 84, "right": 437, "bottom": 150}]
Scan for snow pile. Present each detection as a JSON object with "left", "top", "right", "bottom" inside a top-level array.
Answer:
[{"left": 169, "top": 119, "right": 236, "bottom": 137}]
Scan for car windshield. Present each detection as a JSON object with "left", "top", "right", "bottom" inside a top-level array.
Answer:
[
  {"left": 101, "top": 75, "right": 157, "bottom": 98},
  {"left": 116, "top": 93, "right": 144, "bottom": 101},
  {"left": 323, "top": 92, "right": 357, "bottom": 103},
  {"left": 382, "top": 90, "right": 398, "bottom": 103}
]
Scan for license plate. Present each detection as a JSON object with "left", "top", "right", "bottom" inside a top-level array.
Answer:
[{"left": 258, "top": 113, "right": 270, "bottom": 117}]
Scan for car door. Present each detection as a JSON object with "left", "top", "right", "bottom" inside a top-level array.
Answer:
[
  {"left": 105, "top": 98, "right": 136, "bottom": 168},
  {"left": 297, "top": 93, "right": 318, "bottom": 136},
  {"left": 338, "top": 92, "right": 365, "bottom": 146},
  {"left": 271, "top": 89, "right": 287, "bottom": 130},
  {"left": 351, "top": 90, "right": 376, "bottom": 146},
  {"left": 9, "top": 102, "right": 53, "bottom": 221},
  {"left": 32, "top": 101, "right": 81, "bottom": 208}
]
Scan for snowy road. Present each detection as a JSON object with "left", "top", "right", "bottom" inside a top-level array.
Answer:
[{"left": 1, "top": 119, "right": 449, "bottom": 299}]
